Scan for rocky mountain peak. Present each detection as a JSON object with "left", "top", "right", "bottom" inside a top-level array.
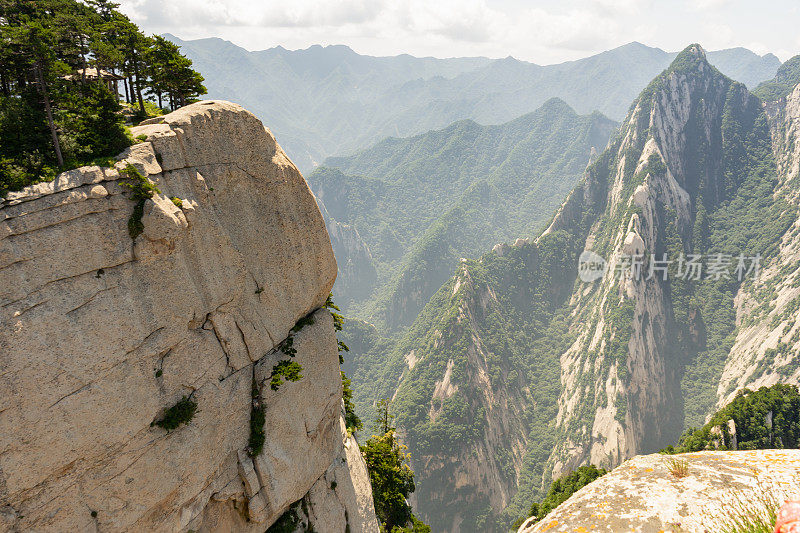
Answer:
[
  {"left": 674, "top": 43, "right": 707, "bottom": 65},
  {"left": 530, "top": 38, "right": 781, "bottom": 493}
]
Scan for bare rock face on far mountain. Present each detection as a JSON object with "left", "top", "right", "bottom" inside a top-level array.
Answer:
[{"left": 0, "top": 101, "right": 378, "bottom": 532}]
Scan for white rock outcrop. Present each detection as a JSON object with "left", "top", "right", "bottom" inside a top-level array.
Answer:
[
  {"left": 519, "top": 450, "right": 800, "bottom": 533},
  {"left": 0, "top": 101, "right": 379, "bottom": 532}
]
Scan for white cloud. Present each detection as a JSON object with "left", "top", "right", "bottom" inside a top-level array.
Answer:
[
  {"left": 702, "top": 22, "right": 734, "bottom": 49},
  {"left": 693, "top": 0, "right": 733, "bottom": 10},
  {"left": 120, "top": 0, "right": 633, "bottom": 62},
  {"left": 258, "top": 0, "right": 383, "bottom": 28},
  {"left": 744, "top": 41, "right": 770, "bottom": 56},
  {"left": 589, "top": 0, "right": 649, "bottom": 16}
]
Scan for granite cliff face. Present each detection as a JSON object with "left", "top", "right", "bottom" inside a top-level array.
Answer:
[
  {"left": 315, "top": 198, "right": 378, "bottom": 306},
  {"left": 374, "top": 46, "right": 800, "bottom": 531},
  {"left": 522, "top": 44, "right": 800, "bottom": 480},
  {"left": 716, "top": 82, "right": 800, "bottom": 406},
  {"left": 0, "top": 101, "right": 379, "bottom": 532},
  {"left": 542, "top": 44, "right": 744, "bottom": 473}
]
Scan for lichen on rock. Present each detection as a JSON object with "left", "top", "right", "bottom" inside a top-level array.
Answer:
[{"left": 518, "top": 450, "right": 800, "bottom": 533}]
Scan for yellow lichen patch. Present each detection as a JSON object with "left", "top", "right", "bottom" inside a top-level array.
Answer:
[
  {"left": 644, "top": 468, "right": 654, "bottom": 472},
  {"left": 543, "top": 520, "right": 559, "bottom": 531}
]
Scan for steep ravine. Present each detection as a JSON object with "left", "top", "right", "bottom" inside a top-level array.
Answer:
[
  {"left": 533, "top": 44, "right": 794, "bottom": 478},
  {"left": 716, "top": 82, "right": 800, "bottom": 406},
  {"left": 377, "top": 46, "right": 800, "bottom": 532},
  {"left": 0, "top": 102, "right": 379, "bottom": 532}
]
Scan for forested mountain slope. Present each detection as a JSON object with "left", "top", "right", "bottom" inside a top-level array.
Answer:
[
  {"left": 717, "top": 70, "right": 800, "bottom": 409},
  {"left": 169, "top": 36, "right": 779, "bottom": 173},
  {"left": 754, "top": 54, "right": 800, "bottom": 101},
  {"left": 349, "top": 45, "right": 800, "bottom": 532},
  {"left": 309, "top": 99, "right": 616, "bottom": 327}
]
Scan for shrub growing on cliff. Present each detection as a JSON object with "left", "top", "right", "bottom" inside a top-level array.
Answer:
[
  {"left": 151, "top": 395, "right": 197, "bottom": 431},
  {"left": 120, "top": 163, "right": 160, "bottom": 239},
  {"left": 248, "top": 379, "right": 266, "bottom": 457},
  {"left": 269, "top": 360, "right": 303, "bottom": 391},
  {"left": 361, "top": 399, "right": 429, "bottom": 532},
  {"left": 268, "top": 301, "right": 351, "bottom": 394},
  {"left": 266, "top": 499, "right": 307, "bottom": 532},
  {"left": 341, "top": 371, "right": 363, "bottom": 433},
  {"left": 324, "top": 293, "right": 350, "bottom": 363}
]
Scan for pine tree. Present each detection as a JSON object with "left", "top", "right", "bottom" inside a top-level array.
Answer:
[
  {"left": 0, "top": 0, "right": 206, "bottom": 196},
  {"left": 361, "top": 398, "right": 430, "bottom": 532}
]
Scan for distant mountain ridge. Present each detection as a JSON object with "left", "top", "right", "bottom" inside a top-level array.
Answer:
[
  {"left": 166, "top": 35, "right": 780, "bottom": 173},
  {"left": 308, "top": 98, "right": 616, "bottom": 328}
]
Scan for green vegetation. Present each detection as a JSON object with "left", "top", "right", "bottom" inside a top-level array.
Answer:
[
  {"left": 665, "top": 457, "right": 689, "bottom": 479},
  {"left": 0, "top": 0, "right": 206, "bottom": 196},
  {"left": 256, "top": 296, "right": 357, "bottom": 453},
  {"left": 361, "top": 400, "right": 429, "bottom": 533},
  {"left": 753, "top": 55, "right": 800, "bottom": 101},
  {"left": 578, "top": 44, "right": 795, "bottom": 436},
  {"left": 248, "top": 379, "right": 266, "bottom": 457},
  {"left": 268, "top": 295, "right": 353, "bottom": 397},
  {"left": 513, "top": 465, "right": 606, "bottom": 528},
  {"left": 324, "top": 293, "right": 351, "bottom": 360},
  {"left": 169, "top": 196, "right": 182, "bottom": 208},
  {"left": 269, "top": 360, "right": 303, "bottom": 391},
  {"left": 119, "top": 163, "right": 160, "bottom": 239},
  {"left": 358, "top": 231, "right": 580, "bottom": 530},
  {"left": 310, "top": 99, "right": 616, "bottom": 328},
  {"left": 290, "top": 314, "right": 316, "bottom": 334},
  {"left": 515, "top": 385, "right": 800, "bottom": 524},
  {"left": 151, "top": 395, "right": 197, "bottom": 431},
  {"left": 676, "top": 78, "right": 793, "bottom": 427},
  {"left": 341, "top": 371, "right": 362, "bottom": 433},
  {"left": 666, "top": 384, "right": 800, "bottom": 453},
  {"left": 266, "top": 499, "right": 310, "bottom": 533},
  {"left": 703, "top": 480, "right": 784, "bottom": 533},
  {"left": 327, "top": 294, "right": 363, "bottom": 433},
  {"left": 174, "top": 36, "right": 777, "bottom": 176},
  {"left": 717, "top": 510, "right": 774, "bottom": 533},
  {"left": 268, "top": 314, "right": 315, "bottom": 391},
  {"left": 336, "top": 46, "right": 800, "bottom": 532}
]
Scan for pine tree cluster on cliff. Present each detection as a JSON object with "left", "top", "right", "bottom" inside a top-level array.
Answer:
[
  {"left": 0, "top": 0, "right": 206, "bottom": 195},
  {"left": 667, "top": 384, "right": 800, "bottom": 453}
]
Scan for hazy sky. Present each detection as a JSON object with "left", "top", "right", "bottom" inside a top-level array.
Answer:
[{"left": 118, "top": 0, "right": 800, "bottom": 64}]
